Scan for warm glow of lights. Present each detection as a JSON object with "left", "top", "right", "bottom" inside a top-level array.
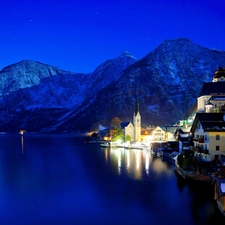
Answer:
[
  {"left": 21, "top": 136, "right": 24, "bottom": 154},
  {"left": 145, "top": 152, "right": 150, "bottom": 174},
  {"left": 126, "top": 150, "right": 130, "bottom": 169},
  {"left": 105, "top": 149, "right": 108, "bottom": 162},
  {"left": 19, "top": 130, "right": 26, "bottom": 135},
  {"left": 118, "top": 150, "right": 121, "bottom": 174},
  {"left": 113, "top": 149, "right": 122, "bottom": 174},
  {"left": 152, "top": 158, "right": 168, "bottom": 174},
  {"left": 135, "top": 150, "right": 141, "bottom": 170},
  {"left": 147, "top": 135, "right": 153, "bottom": 141},
  {"left": 109, "top": 146, "right": 154, "bottom": 179}
]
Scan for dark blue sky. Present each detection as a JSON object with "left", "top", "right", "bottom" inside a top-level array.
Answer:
[{"left": 1, "top": 0, "right": 224, "bottom": 73}]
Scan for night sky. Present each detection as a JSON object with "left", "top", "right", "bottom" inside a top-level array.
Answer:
[{"left": 1, "top": 0, "right": 225, "bottom": 73}]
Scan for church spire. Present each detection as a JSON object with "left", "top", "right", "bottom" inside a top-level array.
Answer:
[
  {"left": 135, "top": 93, "right": 139, "bottom": 116},
  {"left": 133, "top": 92, "right": 141, "bottom": 142}
]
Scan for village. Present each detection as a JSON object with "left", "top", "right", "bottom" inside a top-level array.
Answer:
[{"left": 87, "top": 67, "right": 225, "bottom": 217}]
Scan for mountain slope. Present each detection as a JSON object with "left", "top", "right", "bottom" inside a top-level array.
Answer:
[
  {"left": 0, "top": 60, "right": 71, "bottom": 96},
  {"left": 54, "top": 38, "right": 225, "bottom": 132}
]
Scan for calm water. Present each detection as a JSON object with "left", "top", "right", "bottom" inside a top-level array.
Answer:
[{"left": 0, "top": 135, "right": 224, "bottom": 225}]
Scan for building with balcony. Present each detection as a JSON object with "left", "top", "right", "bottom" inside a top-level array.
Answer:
[{"left": 190, "top": 113, "right": 225, "bottom": 162}]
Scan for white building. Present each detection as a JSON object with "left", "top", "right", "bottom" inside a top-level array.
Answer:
[{"left": 191, "top": 113, "right": 225, "bottom": 161}]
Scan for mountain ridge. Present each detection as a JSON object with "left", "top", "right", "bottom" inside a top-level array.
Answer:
[
  {"left": 55, "top": 38, "right": 225, "bottom": 132},
  {"left": 0, "top": 38, "right": 225, "bottom": 133}
]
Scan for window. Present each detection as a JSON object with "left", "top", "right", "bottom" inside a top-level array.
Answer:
[
  {"left": 216, "top": 146, "right": 220, "bottom": 151},
  {"left": 216, "top": 135, "right": 220, "bottom": 140}
]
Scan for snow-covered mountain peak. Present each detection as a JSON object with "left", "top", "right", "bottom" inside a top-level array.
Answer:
[
  {"left": 119, "top": 51, "right": 136, "bottom": 59},
  {"left": 1, "top": 60, "right": 64, "bottom": 74},
  {"left": 0, "top": 60, "right": 70, "bottom": 95}
]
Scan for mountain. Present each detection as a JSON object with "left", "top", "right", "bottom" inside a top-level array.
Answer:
[
  {"left": 0, "top": 38, "right": 224, "bottom": 133},
  {"left": 51, "top": 38, "right": 225, "bottom": 132},
  {"left": 0, "top": 52, "right": 137, "bottom": 133},
  {"left": 0, "top": 60, "right": 69, "bottom": 95}
]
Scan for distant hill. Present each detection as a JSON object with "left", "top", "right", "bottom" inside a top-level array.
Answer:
[{"left": 0, "top": 38, "right": 224, "bottom": 133}]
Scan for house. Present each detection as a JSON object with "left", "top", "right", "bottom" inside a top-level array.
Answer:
[
  {"left": 190, "top": 113, "right": 225, "bottom": 162},
  {"left": 174, "top": 126, "right": 192, "bottom": 153},
  {"left": 161, "top": 125, "right": 178, "bottom": 141},
  {"left": 143, "top": 125, "right": 178, "bottom": 143},
  {"left": 149, "top": 126, "right": 166, "bottom": 141}
]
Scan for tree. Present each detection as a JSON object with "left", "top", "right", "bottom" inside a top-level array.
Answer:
[
  {"left": 111, "top": 127, "right": 124, "bottom": 142},
  {"left": 177, "top": 151, "right": 191, "bottom": 170},
  {"left": 125, "top": 134, "right": 131, "bottom": 142},
  {"left": 110, "top": 117, "right": 122, "bottom": 130}
]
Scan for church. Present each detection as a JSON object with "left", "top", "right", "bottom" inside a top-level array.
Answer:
[{"left": 120, "top": 96, "right": 141, "bottom": 142}]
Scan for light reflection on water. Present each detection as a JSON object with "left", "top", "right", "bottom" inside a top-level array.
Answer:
[
  {"left": 21, "top": 135, "right": 24, "bottom": 154},
  {"left": 101, "top": 147, "right": 172, "bottom": 181}
]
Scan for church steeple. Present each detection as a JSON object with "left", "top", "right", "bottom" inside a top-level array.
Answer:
[
  {"left": 133, "top": 94, "right": 141, "bottom": 142},
  {"left": 135, "top": 95, "right": 140, "bottom": 116}
]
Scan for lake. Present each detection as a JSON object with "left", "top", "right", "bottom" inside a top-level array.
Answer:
[{"left": 0, "top": 134, "right": 224, "bottom": 225}]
